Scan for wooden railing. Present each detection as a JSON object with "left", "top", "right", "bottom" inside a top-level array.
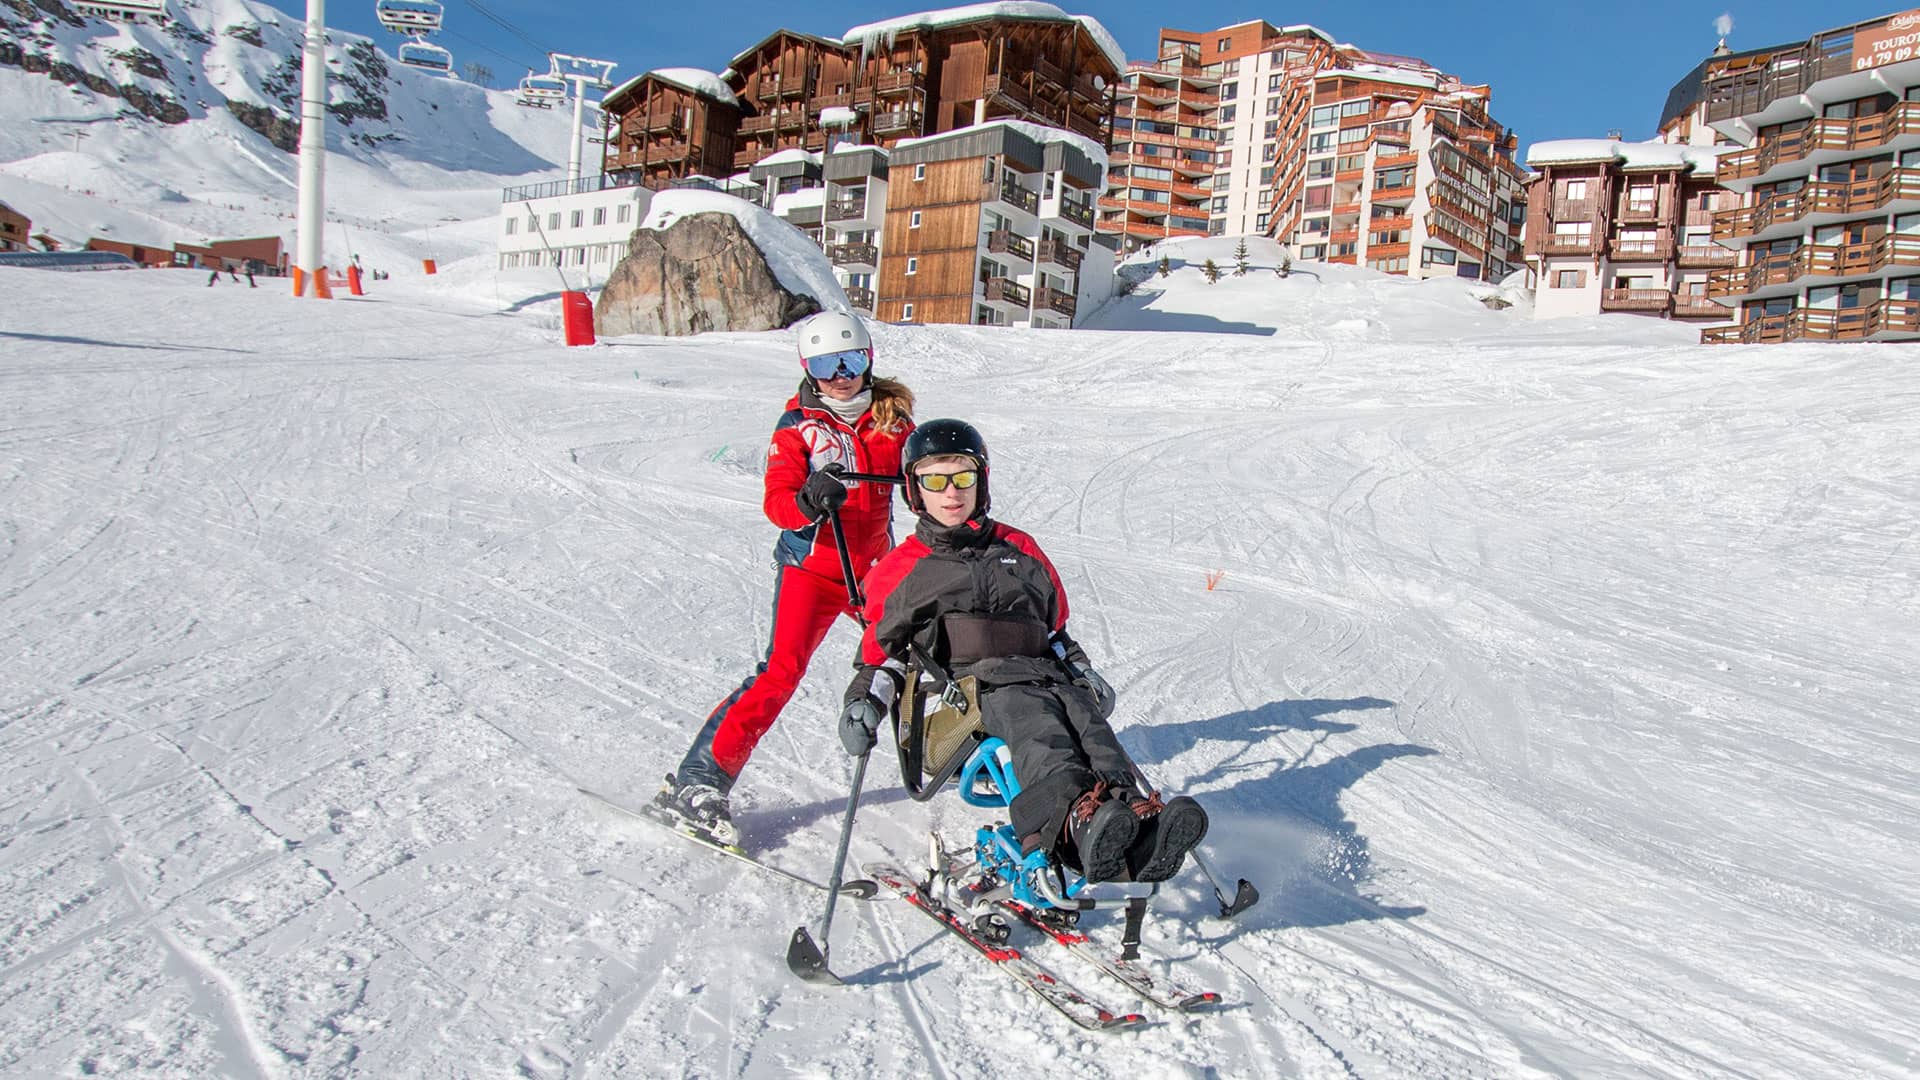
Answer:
[
  {"left": 986, "top": 229, "right": 1034, "bottom": 261},
  {"left": 1058, "top": 198, "right": 1094, "bottom": 228},
  {"left": 1677, "top": 244, "right": 1737, "bottom": 267},
  {"left": 875, "top": 71, "right": 925, "bottom": 94},
  {"left": 1609, "top": 237, "right": 1672, "bottom": 261},
  {"left": 827, "top": 198, "right": 867, "bottom": 221},
  {"left": 988, "top": 179, "right": 1039, "bottom": 215},
  {"left": 1600, "top": 288, "right": 1673, "bottom": 312},
  {"left": 1032, "top": 284, "right": 1076, "bottom": 317},
  {"left": 845, "top": 285, "right": 875, "bottom": 312},
  {"left": 1699, "top": 298, "right": 1920, "bottom": 343},
  {"left": 981, "top": 277, "right": 1031, "bottom": 306},
  {"left": 1714, "top": 168, "right": 1920, "bottom": 241},
  {"left": 1672, "top": 294, "right": 1732, "bottom": 318},
  {"left": 1035, "top": 238, "right": 1082, "bottom": 272},
  {"left": 828, "top": 242, "right": 878, "bottom": 267}
]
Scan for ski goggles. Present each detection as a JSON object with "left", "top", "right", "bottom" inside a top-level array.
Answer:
[
  {"left": 804, "top": 348, "right": 872, "bottom": 381},
  {"left": 913, "top": 469, "right": 979, "bottom": 493}
]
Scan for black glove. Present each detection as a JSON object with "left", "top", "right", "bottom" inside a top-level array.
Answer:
[
  {"left": 795, "top": 464, "right": 849, "bottom": 521},
  {"left": 1076, "top": 668, "right": 1116, "bottom": 720},
  {"left": 839, "top": 697, "right": 884, "bottom": 757}
]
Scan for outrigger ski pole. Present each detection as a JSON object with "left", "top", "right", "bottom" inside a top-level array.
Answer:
[{"left": 788, "top": 505, "right": 877, "bottom": 985}]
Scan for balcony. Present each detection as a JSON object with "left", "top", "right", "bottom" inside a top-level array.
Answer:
[
  {"left": 1058, "top": 199, "right": 1095, "bottom": 228},
  {"left": 871, "top": 109, "right": 920, "bottom": 134},
  {"left": 636, "top": 113, "right": 685, "bottom": 135},
  {"left": 1035, "top": 238, "right": 1082, "bottom": 272},
  {"left": 1705, "top": 43, "right": 1881, "bottom": 125},
  {"left": 1550, "top": 198, "right": 1599, "bottom": 221},
  {"left": 875, "top": 70, "right": 925, "bottom": 95},
  {"left": 988, "top": 179, "right": 1040, "bottom": 215},
  {"left": 1677, "top": 243, "right": 1737, "bottom": 267},
  {"left": 986, "top": 229, "right": 1034, "bottom": 262},
  {"left": 1609, "top": 237, "right": 1672, "bottom": 261},
  {"left": 1699, "top": 299, "right": 1920, "bottom": 344},
  {"left": 1601, "top": 288, "right": 1673, "bottom": 313},
  {"left": 1714, "top": 168, "right": 1920, "bottom": 242},
  {"left": 985, "top": 73, "right": 1035, "bottom": 110},
  {"left": 1539, "top": 234, "right": 1601, "bottom": 255},
  {"left": 827, "top": 198, "right": 867, "bottom": 222},
  {"left": 829, "top": 242, "right": 878, "bottom": 268},
  {"left": 1032, "top": 284, "right": 1077, "bottom": 318},
  {"left": 1372, "top": 183, "right": 1416, "bottom": 203},
  {"left": 1375, "top": 151, "right": 1419, "bottom": 171},
  {"left": 845, "top": 285, "right": 875, "bottom": 312},
  {"left": 981, "top": 277, "right": 1031, "bottom": 307},
  {"left": 1672, "top": 294, "right": 1732, "bottom": 319},
  {"left": 739, "top": 114, "right": 775, "bottom": 135}
]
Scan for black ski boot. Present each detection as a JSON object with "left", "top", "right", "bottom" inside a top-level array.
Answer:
[
  {"left": 652, "top": 774, "right": 740, "bottom": 848},
  {"left": 1126, "top": 796, "right": 1208, "bottom": 883},
  {"left": 1067, "top": 785, "right": 1138, "bottom": 883}
]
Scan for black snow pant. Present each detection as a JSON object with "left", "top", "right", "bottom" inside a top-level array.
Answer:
[{"left": 978, "top": 680, "right": 1137, "bottom": 860}]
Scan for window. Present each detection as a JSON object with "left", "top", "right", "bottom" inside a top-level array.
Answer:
[
  {"left": 1563, "top": 179, "right": 1588, "bottom": 200},
  {"left": 617, "top": 204, "right": 632, "bottom": 223},
  {"left": 1553, "top": 221, "right": 1593, "bottom": 241},
  {"left": 914, "top": 163, "right": 926, "bottom": 181},
  {"left": 1628, "top": 185, "right": 1654, "bottom": 211},
  {"left": 1307, "top": 158, "right": 1334, "bottom": 179},
  {"left": 1266, "top": 98, "right": 1282, "bottom": 116},
  {"left": 1421, "top": 246, "right": 1457, "bottom": 267},
  {"left": 1217, "top": 37, "right": 1229, "bottom": 52},
  {"left": 1132, "top": 165, "right": 1173, "bottom": 181},
  {"left": 1219, "top": 83, "right": 1237, "bottom": 100},
  {"left": 1211, "top": 196, "right": 1229, "bottom": 213},
  {"left": 1256, "top": 212, "right": 1269, "bottom": 230},
  {"left": 1268, "top": 74, "right": 1284, "bottom": 92},
  {"left": 593, "top": 207, "right": 607, "bottom": 226},
  {"left": 910, "top": 210, "right": 922, "bottom": 228},
  {"left": 548, "top": 212, "right": 561, "bottom": 229},
  {"left": 1311, "top": 105, "right": 1337, "bottom": 127},
  {"left": 1220, "top": 105, "right": 1236, "bottom": 123},
  {"left": 1338, "top": 125, "right": 1368, "bottom": 145},
  {"left": 1554, "top": 269, "right": 1582, "bottom": 288},
  {"left": 902, "top": 302, "right": 915, "bottom": 320},
  {"left": 906, "top": 257, "right": 919, "bottom": 275},
  {"left": 1258, "top": 165, "right": 1274, "bottom": 186},
  {"left": 1264, "top": 119, "right": 1280, "bottom": 139},
  {"left": 1342, "top": 99, "right": 1369, "bottom": 118},
  {"left": 1300, "top": 243, "right": 1324, "bottom": 259},
  {"left": 571, "top": 210, "right": 584, "bottom": 228},
  {"left": 1304, "top": 185, "right": 1332, "bottom": 211},
  {"left": 505, "top": 218, "right": 517, "bottom": 235},
  {"left": 1044, "top": 173, "right": 1056, "bottom": 199},
  {"left": 574, "top": 247, "right": 587, "bottom": 265},
  {"left": 1261, "top": 144, "right": 1277, "bottom": 162},
  {"left": 526, "top": 214, "right": 537, "bottom": 231},
  {"left": 983, "top": 158, "right": 997, "bottom": 183},
  {"left": 1308, "top": 132, "right": 1333, "bottom": 152}
]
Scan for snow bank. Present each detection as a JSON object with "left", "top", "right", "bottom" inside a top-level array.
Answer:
[
  {"left": 638, "top": 189, "right": 848, "bottom": 311},
  {"left": 1526, "top": 138, "right": 1724, "bottom": 174},
  {"left": 645, "top": 67, "right": 741, "bottom": 107}
]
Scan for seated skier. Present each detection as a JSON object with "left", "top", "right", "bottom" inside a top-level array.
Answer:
[{"left": 838, "top": 419, "right": 1209, "bottom": 883}]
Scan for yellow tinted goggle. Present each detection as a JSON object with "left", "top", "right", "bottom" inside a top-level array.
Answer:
[{"left": 914, "top": 469, "right": 979, "bottom": 493}]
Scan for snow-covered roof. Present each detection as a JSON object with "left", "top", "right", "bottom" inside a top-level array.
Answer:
[
  {"left": 830, "top": 141, "right": 890, "bottom": 157},
  {"left": 819, "top": 106, "right": 859, "bottom": 127},
  {"left": 1525, "top": 139, "right": 1724, "bottom": 174},
  {"left": 894, "top": 118, "right": 1108, "bottom": 173},
  {"left": 603, "top": 68, "right": 740, "bottom": 109},
  {"left": 842, "top": 3, "right": 1126, "bottom": 74},
  {"left": 1320, "top": 63, "right": 1439, "bottom": 90},
  {"left": 638, "top": 190, "right": 849, "bottom": 312},
  {"left": 756, "top": 148, "right": 822, "bottom": 168}
]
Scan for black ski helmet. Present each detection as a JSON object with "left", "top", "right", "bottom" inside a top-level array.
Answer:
[{"left": 901, "top": 418, "right": 989, "bottom": 516}]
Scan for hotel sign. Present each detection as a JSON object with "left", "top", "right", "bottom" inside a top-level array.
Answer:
[{"left": 1853, "top": 9, "right": 1920, "bottom": 71}]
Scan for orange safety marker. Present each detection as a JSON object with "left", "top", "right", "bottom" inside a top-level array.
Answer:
[
  {"left": 422, "top": 258, "right": 437, "bottom": 275},
  {"left": 1205, "top": 570, "right": 1225, "bottom": 591}
]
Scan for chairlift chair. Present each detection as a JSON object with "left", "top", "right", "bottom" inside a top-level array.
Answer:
[
  {"left": 72, "top": 0, "right": 167, "bottom": 23},
  {"left": 374, "top": 0, "right": 443, "bottom": 35},
  {"left": 517, "top": 71, "right": 566, "bottom": 108},
  {"left": 397, "top": 38, "right": 453, "bottom": 73}
]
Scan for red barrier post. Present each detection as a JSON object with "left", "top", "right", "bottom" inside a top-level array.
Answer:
[
  {"left": 562, "top": 290, "right": 595, "bottom": 347},
  {"left": 346, "top": 264, "right": 364, "bottom": 296}
]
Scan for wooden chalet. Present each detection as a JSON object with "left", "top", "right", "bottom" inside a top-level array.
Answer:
[
  {"left": 726, "top": 30, "right": 859, "bottom": 171},
  {"left": 0, "top": 200, "right": 29, "bottom": 252},
  {"left": 602, "top": 70, "right": 742, "bottom": 186}
]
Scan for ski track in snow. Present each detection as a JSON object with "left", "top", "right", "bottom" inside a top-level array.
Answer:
[{"left": 0, "top": 242, "right": 1917, "bottom": 1078}]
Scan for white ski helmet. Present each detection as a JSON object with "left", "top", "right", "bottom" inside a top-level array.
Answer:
[{"left": 794, "top": 310, "right": 874, "bottom": 382}]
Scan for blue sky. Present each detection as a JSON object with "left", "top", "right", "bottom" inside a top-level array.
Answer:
[{"left": 299, "top": 0, "right": 1909, "bottom": 155}]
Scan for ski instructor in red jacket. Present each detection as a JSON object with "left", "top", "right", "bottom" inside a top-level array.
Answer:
[{"left": 657, "top": 311, "right": 914, "bottom": 846}]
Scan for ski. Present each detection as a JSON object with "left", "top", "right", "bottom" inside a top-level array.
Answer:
[
  {"left": 997, "top": 899, "right": 1224, "bottom": 1012},
  {"left": 579, "top": 786, "right": 876, "bottom": 898},
  {"left": 864, "top": 862, "right": 1148, "bottom": 1032}
]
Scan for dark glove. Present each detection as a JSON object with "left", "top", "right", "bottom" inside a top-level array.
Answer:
[
  {"left": 1076, "top": 668, "right": 1116, "bottom": 720},
  {"left": 839, "top": 697, "right": 884, "bottom": 757},
  {"left": 795, "top": 463, "right": 849, "bottom": 521}
]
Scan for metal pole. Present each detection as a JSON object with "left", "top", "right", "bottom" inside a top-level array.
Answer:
[
  {"left": 294, "top": 0, "right": 327, "bottom": 295},
  {"left": 567, "top": 78, "right": 586, "bottom": 185}
]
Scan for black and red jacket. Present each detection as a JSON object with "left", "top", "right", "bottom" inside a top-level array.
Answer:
[
  {"left": 850, "top": 515, "right": 1092, "bottom": 701},
  {"left": 764, "top": 382, "right": 912, "bottom": 582}
]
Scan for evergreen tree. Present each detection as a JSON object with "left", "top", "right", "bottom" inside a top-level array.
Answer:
[
  {"left": 1233, "top": 238, "right": 1250, "bottom": 276},
  {"left": 1158, "top": 254, "right": 1171, "bottom": 278},
  {"left": 1202, "top": 258, "right": 1221, "bottom": 284},
  {"left": 1277, "top": 248, "right": 1292, "bottom": 279}
]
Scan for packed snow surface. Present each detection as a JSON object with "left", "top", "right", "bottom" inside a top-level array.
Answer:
[{"left": 1, "top": 233, "right": 1916, "bottom": 1076}]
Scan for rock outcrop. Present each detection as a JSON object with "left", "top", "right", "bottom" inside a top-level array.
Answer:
[{"left": 595, "top": 211, "right": 824, "bottom": 337}]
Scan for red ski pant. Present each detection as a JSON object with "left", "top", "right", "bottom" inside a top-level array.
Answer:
[{"left": 677, "top": 563, "right": 858, "bottom": 787}]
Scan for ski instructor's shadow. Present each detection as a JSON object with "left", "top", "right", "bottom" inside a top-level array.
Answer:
[{"left": 1128, "top": 697, "right": 1437, "bottom": 932}]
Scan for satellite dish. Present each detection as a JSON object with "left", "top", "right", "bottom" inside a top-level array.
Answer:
[{"left": 1092, "top": 75, "right": 1105, "bottom": 90}]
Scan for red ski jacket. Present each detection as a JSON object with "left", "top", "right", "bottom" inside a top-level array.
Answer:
[{"left": 764, "top": 383, "right": 912, "bottom": 583}]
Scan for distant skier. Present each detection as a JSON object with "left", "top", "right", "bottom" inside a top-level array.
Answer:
[
  {"left": 656, "top": 312, "right": 915, "bottom": 845},
  {"left": 206, "top": 268, "right": 219, "bottom": 286},
  {"left": 837, "top": 419, "right": 1209, "bottom": 883},
  {"left": 244, "top": 259, "right": 259, "bottom": 287}
]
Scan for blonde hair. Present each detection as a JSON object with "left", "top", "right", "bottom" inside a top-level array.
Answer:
[{"left": 869, "top": 375, "right": 914, "bottom": 434}]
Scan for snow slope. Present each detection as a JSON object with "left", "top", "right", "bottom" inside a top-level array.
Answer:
[
  {"left": 1, "top": 251, "right": 1915, "bottom": 1077},
  {"left": 0, "top": 0, "right": 573, "bottom": 264}
]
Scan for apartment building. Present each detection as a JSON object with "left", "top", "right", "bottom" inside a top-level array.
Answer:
[
  {"left": 1525, "top": 141, "right": 1737, "bottom": 320},
  {"left": 878, "top": 120, "right": 1111, "bottom": 328},
  {"left": 1102, "top": 24, "right": 1525, "bottom": 281},
  {"left": 1696, "top": 10, "right": 1920, "bottom": 343},
  {"left": 823, "top": 145, "right": 891, "bottom": 314}
]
